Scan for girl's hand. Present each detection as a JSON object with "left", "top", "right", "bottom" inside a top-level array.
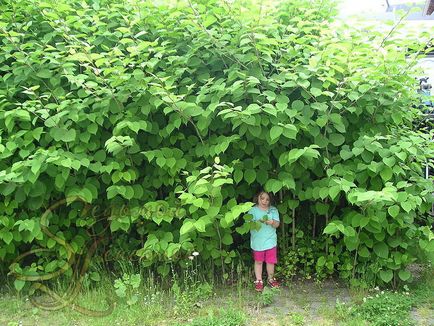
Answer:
[{"left": 265, "top": 219, "right": 279, "bottom": 228}]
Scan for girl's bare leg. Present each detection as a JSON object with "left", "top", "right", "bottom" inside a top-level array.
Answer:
[
  {"left": 266, "top": 263, "right": 275, "bottom": 280},
  {"left": 254, "top": 261, "right": 263, "bottom": 280}
]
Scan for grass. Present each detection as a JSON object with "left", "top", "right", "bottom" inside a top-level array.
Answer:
[
  {"left": 333, "top": 268, "right": 434, "bottom": 326},
  {"left": 0, "top": 289, "right": 167, "bottom": 326},
  {"left": 175, "top": 308, "right": 248, "bottom": 326},
  {"left": 0, "top": 264, "right": 433, "bottom": 326}
]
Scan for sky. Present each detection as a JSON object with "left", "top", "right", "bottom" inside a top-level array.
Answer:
[
  {"left": 337, "top": 0, "right": 434, "bottom": 82},
  {"left": 338, "top": 0, "right": 388, "bottom": 17},
  {"left": 337, "top": 0, "right": 430, "bottom": 20}
]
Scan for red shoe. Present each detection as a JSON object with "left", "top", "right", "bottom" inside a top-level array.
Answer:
[
  {"left": 268, "top": 278, "right": 280, "bottom": 288},
  {"left": 254, "top": 280, "right": 264, "bottom": 292}
]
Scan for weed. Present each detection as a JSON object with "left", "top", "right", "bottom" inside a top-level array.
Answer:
[
  {"left": 113, "top": 273, "right": 141, "bottom": 306},
  {"left": 257, "top": 286, "right": 280, "bottom": 307},
  {"left": 288, "top": 312, "right": 305, "bottom": 325}
]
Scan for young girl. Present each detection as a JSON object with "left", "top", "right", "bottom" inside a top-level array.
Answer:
[{"left": 248, "top": 190, "right": 280, "bottom": 291}]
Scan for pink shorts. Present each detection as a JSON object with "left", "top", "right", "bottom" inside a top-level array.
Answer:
[{"left": 252, "top": 247, "right": 277, "bottom": 264}]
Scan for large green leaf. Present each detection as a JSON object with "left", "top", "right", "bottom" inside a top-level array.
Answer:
[
  {"left": 373, "top": 242, "right": 389, "bottom": 259},
  {"left": 379, "top": 269, "right": 393, "bottom": 283}
]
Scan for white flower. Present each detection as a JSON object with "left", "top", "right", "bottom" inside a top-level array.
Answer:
[
  {"left": 363, "top": 297, "right": 367, "bottom": 302},
  {"left": 188, "top": 256, "right": 194, "bottom": 260},
  {"left": 192, "top": 251, "right": 199, "bottom": 256},
  {"left": 374, "top": 286, "right": 380, "bottom": 291},
  {"left": 381, "top": 291, "right": 384, "bottom": 295}
]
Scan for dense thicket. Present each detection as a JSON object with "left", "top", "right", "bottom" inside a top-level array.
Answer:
[{"left": 0, "top": 0, "right": 433, "bottom": 288}]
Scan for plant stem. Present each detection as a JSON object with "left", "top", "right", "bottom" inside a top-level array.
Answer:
[
  {"left": 325, "top": 207, "right": 329, "bottom": 253},
  {"left": 292, "top": 207, "right": 296, "bottom": 250},
  {"left": 352, "top": 227, "right": 362, "bottom": 279},
  {"left": 312, "top": 212, "right": 316, "bottom": 238},
  {"left": 215, "top": 222, "right": 226, "bottom": 281}
]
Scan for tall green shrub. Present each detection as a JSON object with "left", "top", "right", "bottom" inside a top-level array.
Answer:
[{"left": 0, "top": 0, "right": 433, "bottom": 287}]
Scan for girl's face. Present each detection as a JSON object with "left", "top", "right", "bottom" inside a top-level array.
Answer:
[{"left": 258, "top": 192, "right": 270, "bottom": 209}]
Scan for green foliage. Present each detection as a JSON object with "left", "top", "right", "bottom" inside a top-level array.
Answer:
[
  {"left": 276, "top": 234, "right": 343, "bottom": 281},
  {"left": 352, "top": 291, "right": 414, "bottom": 326},
  {"left": 113, "top": 273, "right": 141, "bottom": 306},
  {"left": 257, "top": 286, "right": 280, "bottom": 307},
  {"left": 288, "top": 312, "right": 305, "bottom": 326},
  {"left": 0, "top": 0, "right": 433, "bottom": 288},
  {"left": 336, "top": 272, "right": 434, "bottom": 326}
]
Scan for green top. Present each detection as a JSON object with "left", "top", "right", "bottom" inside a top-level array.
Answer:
[{"left": 248, "top": 205, "right": 280, "bottom": 251}]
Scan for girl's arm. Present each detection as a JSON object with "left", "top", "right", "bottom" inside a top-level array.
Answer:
[
  {"left": 265, "top": 207, "right": 280, "bottom": 228},
  {"left": 265, "top": 219, "right": 280, "bottom": 228}
]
